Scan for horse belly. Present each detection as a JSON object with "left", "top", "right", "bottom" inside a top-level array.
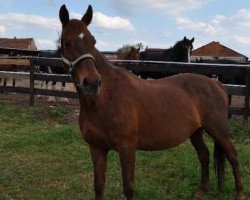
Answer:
[
  {"left": 137, "top": 100, "right": 201, "bottom": 150},
  {"left": 137, "top": 124, "right": 197, "bottom": 150}
]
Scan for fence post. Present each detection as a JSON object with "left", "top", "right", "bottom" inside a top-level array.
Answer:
[
  {"left": 243, "top": 69, "right": 250, "bottom": 120},
  {"left": 29, "top": 59, "right": 35, "bottom": 106}
]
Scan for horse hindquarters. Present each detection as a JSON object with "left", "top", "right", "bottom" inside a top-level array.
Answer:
[{"left": 200, "top": 83, "right": 245, "bottom": 199}]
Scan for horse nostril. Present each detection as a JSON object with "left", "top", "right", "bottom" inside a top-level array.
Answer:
[{"left": 83, "top": 78, "right": 91, "bottom": 86}]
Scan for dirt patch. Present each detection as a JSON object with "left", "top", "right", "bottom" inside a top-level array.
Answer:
[
  {"left": 0, "top": 92, "right": 80, "bottom": 123},
  {"left": 0, "top": 78, "right": 80, "bottom": 123},
  {"left": 231, "top": 95, "right": 245, "bottom": 107}
]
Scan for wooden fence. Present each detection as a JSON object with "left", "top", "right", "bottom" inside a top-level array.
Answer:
[{"left": 1, "top": 57, "right": 250, "bottom": 120}]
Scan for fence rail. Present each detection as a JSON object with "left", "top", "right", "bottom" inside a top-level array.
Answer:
[{"left": 1, "top": 56, "right": 250, "bottom": 119}]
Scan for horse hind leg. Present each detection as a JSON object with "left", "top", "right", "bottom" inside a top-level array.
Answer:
[
  {"left": 190, "top": 128, "right": 209, "bottom": 199},
  {"left": 204, "top": 123, "right": 245, "bottom": 200}
]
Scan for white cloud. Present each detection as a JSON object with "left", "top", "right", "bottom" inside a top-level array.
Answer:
[
  {"left": 174, "top": 8, "right": 250, "bottom": 57},
  {"left": 176, "top": 17, "right": 224, "bottom": 36},
  {"left": 0, "top": 13, "right": 60, "bottom": 31},
  {"left": 96, "top": 39, "right": 123, "bottom": 51},
  {"left": 234, "top": 35, "right": 250, "bottom": 45},
  {"left": 71, "top": 11, "right": 134, "bottom": 31},
  {"left": 35, "top": 39, "right": 56, "bottom": 50},
  {"left": 0, "top": 25, "right": 6, "bottom": 35},
  {"left": 96, "top": 40, "right": 109, "bottom": 49},
  {"left": 94, "top": 12, "right": 134, "bottom": 31},
  {"left": 110, "top": 0, "right": 213, "bottom": 16},
  {"left": 230, "top": 9, "right": 250, "bottom": 30}
]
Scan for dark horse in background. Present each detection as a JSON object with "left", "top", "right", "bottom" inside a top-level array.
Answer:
[
  {"left": 38, "top": 47, "right": 69, "bottom": 102},
  {"left": 139, "top": 37, "right": 194, "bottom": 79},
  {"left": 59, "top": 4, "right": 245, "bottom": 200},
  {"left": 140, "top": 36, "right": 194, "bottom": 62},
  {"left": 195, "top": 58, "right": 247, "bottom": 85}
]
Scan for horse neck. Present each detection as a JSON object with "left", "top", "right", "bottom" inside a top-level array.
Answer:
[
  {"left": 162, "top": 48, "right": 173, "bottom": 61},
  {"left": 92, "top": 48, "right": 115, "bottom": 77},
  {"left": 166, "top": 44, "right": 186, "bottom": 62}
]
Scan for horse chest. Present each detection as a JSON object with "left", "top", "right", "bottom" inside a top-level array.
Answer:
[
  {"left": 80, "top": 120, "right": 121, "bottom": 149},
  {"left": 80, "top": 123, "right": 106, "bottom": 147}
]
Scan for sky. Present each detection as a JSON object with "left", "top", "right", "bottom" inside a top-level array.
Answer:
[{"left": 0, "top": 0, "right": 249, "bottom": 58}]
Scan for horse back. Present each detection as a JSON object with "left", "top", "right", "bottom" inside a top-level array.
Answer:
[{"left": 165, "top": 73, "right": 228, "bottom": 120}]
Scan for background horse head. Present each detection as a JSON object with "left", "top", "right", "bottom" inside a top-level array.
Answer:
[
  {"left": 117, "top": 47, "right": 140, "bottom": 60},
  {"left": 164, "top": 36, "right": 194, "bottom": 62},
  {"left": 140, "top": 36, "right": 194, "bottom": 62}
]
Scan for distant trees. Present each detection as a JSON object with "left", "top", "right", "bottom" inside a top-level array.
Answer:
[{"left": 117, "top": 43, "right": 144, "bottom": 55}]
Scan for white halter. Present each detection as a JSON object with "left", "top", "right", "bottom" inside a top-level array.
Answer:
[{"left": 61, "top": 53, "right": 96, "bottom": 73}]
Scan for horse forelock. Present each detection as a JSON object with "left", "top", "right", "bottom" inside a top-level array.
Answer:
[{"left": 63, "top": 19, "right": 86, "bottom": 35}]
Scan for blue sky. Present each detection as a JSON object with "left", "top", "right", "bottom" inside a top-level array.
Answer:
[{"left": 0, "top": 0, "right": 249, "bottom": 58}]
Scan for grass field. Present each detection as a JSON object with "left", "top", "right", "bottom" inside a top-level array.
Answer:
[{"left": 0, "top": 101, "right": 249, "bottom": 199}]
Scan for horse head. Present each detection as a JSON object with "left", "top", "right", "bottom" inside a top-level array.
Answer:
[
  {"left": 59, "top": 4, "right": 101, "bottom": 96},
  {"left": 127, "top": 47, "right": 140, "bottom": 60},
  {"left": 183, "top": 36, "right": 194, "bottom": 62},
  {"left": 173, "top": 36, "right": 194, "bottom": 62}
]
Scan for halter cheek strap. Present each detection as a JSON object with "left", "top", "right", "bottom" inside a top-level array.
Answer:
[{"left": 61, "top": 53, "right": 96, "bottom": 73}]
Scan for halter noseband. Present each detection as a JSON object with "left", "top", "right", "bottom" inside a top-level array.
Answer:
[{"left": 61, "top": 53, "right": 96, "bottom": 73}]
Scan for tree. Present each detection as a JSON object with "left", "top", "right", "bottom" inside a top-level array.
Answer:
[{"left": 117, "top": 43, "right": 144, "bottom": 55}]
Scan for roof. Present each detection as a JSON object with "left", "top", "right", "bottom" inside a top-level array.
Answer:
[
  {"left": 0, "top": 37, "right": 37, "bottom": 50},
  {"left": 191, "top": 41, "right": 247, "bottom": 58}
]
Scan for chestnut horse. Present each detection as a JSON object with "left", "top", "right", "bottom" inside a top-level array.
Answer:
[
  {"left": 117, "top": 47, "right": 140, "bottom": 60},
  {"left": 59, "top": 4, "right": 245, "bottom": 200}
]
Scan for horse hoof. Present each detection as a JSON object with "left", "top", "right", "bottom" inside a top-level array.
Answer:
[
  {"left": 193, "top": 190, "right": 207, "bottom": 200},
  {"left": 236, "top": 191, "right": 246, "bottom": 200}
]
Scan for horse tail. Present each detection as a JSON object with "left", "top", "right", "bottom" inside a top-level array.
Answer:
[{"left": 214, "top": 142, "right": 226, "bottom": 191}]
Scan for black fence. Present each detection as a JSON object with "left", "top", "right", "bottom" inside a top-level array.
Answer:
[{"left": 1, "top": 56, "right": 250, "bottom": 120}]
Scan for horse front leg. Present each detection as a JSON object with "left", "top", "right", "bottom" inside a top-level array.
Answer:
[
  {"left": 90, "top": 145, "right": 108, "bottom": 200},
  {"left": 118, "top": 144, "right": 136, "bottom": 200}
]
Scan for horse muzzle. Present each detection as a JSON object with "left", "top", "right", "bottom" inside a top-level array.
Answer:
[{"left": 77, "top": 77, "right": 102, "bottom": 96}]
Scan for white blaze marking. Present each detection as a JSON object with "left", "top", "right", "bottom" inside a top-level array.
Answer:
[
  {"left": 78, "top": 32, "right": 84, "bottom": 39},
  {"left": 187, "top": 47, "right": 191, "bottom": 63}
]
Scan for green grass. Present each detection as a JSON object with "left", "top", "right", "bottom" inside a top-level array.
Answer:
[{"left": 0, "top": 101, "right": 249, "bottom": 199}]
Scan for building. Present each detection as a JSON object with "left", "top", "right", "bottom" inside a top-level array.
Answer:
[
  {"left": 191, "top": 41, "right": 248, "bottom": 63},
  {"left": 102, "top": 51, "right": 118, "bottom": 60},
  {"left": 0, "top": 37, "right": 37, "bottom": 50},
  {"left": 0, "top": 37, "right": 37, "bottom": 57}
]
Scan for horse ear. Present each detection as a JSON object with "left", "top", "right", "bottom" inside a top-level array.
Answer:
[
  {"left": 190, "top": 37, "right": 194, "bottom": 43},
  {"left": 59, "top": 4, "right": 69, "bottom": 26},
  {"left": 183, "top": 36, "right": 187, "bottom": 41},
  {"left": 81, "top": 5, "right": 93, "bottom": 26}
]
